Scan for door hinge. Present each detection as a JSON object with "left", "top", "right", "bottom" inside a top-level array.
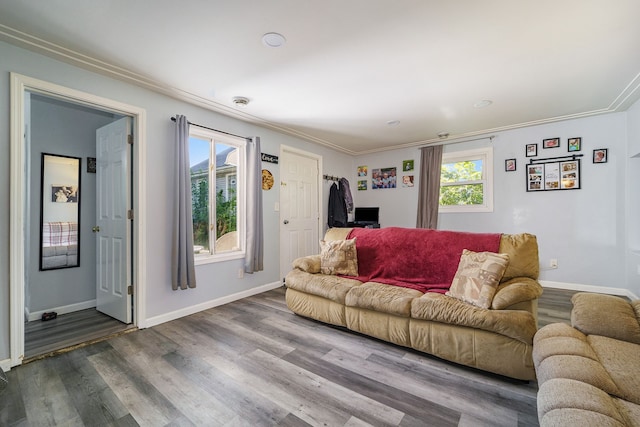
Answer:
[
  {"left": 128, "top": 286, "right": 133, "bottom": 295},
  {"left": 127, "top": 210, "right": 134, "bottom": 220},
  {"left": 127, "top": 134, "right": 134, "bottom": 145}
]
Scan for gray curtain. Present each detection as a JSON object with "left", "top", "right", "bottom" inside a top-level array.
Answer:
[
  {"left": 172, "top": 115, "right": 197, "bottom": 290},
  {"left": 244, "top": 137, "right": 264, "bottom": 273},
  {"left": 416, "top": 145, "right": 443, "bottom": 229}
]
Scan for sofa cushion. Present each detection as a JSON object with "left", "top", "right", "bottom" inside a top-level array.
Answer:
[
  {"left": 411, "top": 292, "right": 537, "bottom": 343},
  {"left": 446, "top": 249, "right": 509, "bottom": 309},
  {"left": 292, "top": 255, "right": 321, "bottom": 273},
  {"left": 588, "top": 335, "right": 640, "bottom": 405},
  {"left": 537, "top": 378, "right": 631, "bottom": 427},
  {"left": 491, "top": 277, "right": 543, "bottom": 310},
  {"left": 345, "top": 281, "right": 423, "bottom": 317},
  {"left": 499, "top": 233, "right": 539, "bottom": 281},
  {"left": 319, "top": 238, "right": 358, "bottom": 276},
  {"left": 571, "top": 293, "right": 640, "bottom": 345},
  {"left": 285, "top": 269, "right": 362, "bottom": 304}
]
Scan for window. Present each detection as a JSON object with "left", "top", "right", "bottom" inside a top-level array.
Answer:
[
  {"left": 439, "top": 147, "right": 493, "bottom": 213},
  {"left": 189, "top": 128, "right": 246, "bottom": 263}
]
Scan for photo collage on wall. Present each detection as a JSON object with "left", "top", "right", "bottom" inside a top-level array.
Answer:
[
  {"left": 357, "top": 160, "right": 414, "bottom": 190},
  {"left": 527, "top": 159, "right": 580, "bottom": 191}
]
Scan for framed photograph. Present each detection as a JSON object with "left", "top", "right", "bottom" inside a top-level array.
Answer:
[
  {"left": 401, "top": 175, "right": 414, "bottom": 187},
  {"left": 567, "top": 137, "right": 581, "bottom": 152},
  {"left": 357, "top": 180, "right": 367, "bottom": 191},
  {"left": 526, "top": 160, "right": 581, "bottom": 192},
  {"left": 371, "top": 167, "right": 397, "bottom": 189},
  {"left": 51, "top": 185, "right": 79, "bottom": 203},
  {"left": 402, "top": 159, "right": 414, "bottom": 172},
  {"left": 593, "top": 148, "right": 608, "bottom": 163},
  {"left": 526, "top": 143, "right": 537, "bottom": 157},
  {"left": 357, "top": 165, "right": 368, "bottom": 177},
  {"left": 505, "top": 158, "right": 516, "bottom": 172},
  {"left": 543, "top": 137, "right": 560, "bottom": 149}
]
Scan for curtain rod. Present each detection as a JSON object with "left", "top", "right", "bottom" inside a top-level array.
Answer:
[
  {"left": 420, "top": 135, "right": 496, "bottom": 148},
  {"left": 170, "top": 116, "right": 248, "bottom": 140}
]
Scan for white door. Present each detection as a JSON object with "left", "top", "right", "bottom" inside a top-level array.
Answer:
[
  {"left": 96, "top": 117, "right": 132, "bottom": 323},
  {"left": 280, "top": 148, "right": 320, "bottom": 279}
]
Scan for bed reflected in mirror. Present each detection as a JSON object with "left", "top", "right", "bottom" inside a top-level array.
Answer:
[{"left": 40, "top": 153, "right": 81, "bottom": 270}]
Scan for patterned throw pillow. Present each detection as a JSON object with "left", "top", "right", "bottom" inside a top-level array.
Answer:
[
  {"left": 319, "top": 238, "right": 358, "bottom": 276},
  {"left": 446, "top": 249, "right": 510, "bottom": 309}
]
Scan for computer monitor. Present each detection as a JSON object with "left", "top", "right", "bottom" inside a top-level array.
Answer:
[{"left": 354, "top": 207, "right": 379, "bottom": 224}]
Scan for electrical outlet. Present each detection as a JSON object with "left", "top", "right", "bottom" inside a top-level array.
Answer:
[
  {"left": 550, "top": 259, "right": 558, "bottom": 269},
  {"left": 238, "top": 268, "right": 244, "bottom": 279}
]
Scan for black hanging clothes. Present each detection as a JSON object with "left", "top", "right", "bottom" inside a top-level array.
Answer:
[
  {"left": 328, "top": 182, "right": 348, "bottom": 227},
  {"left": 339, "top": 177, "right": 353, "bottom": 213}
]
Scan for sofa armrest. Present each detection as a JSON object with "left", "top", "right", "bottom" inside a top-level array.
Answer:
[
  {"left": 491, "top": 277, "right": 543, "bottom": 310},
  {"left": 571, "top": 292, "right": 640, "bottom": 345},
  {"left": 292, "top": 255, "right": 321, "bottom": 274}
]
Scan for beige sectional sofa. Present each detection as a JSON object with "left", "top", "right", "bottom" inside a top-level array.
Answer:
[
  {"left": 285, "top": 227, "right": 543, "bottom": 380},
  {"left": 533, "top": 293, "right": 640, "bottom": 426}
]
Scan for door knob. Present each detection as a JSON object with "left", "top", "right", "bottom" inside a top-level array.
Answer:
[
  {"left": 92, "top": 226, "right": 100, "bottom": 233},
  {"left": 283, "top": 220, "right": 289, "bottom": 224}
]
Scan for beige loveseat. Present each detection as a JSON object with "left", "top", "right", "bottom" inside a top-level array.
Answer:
[
  {"left": 285, "top": 227, "right": 543, "bottom": 380},
  {"left": 533, "top": 293, "right": 640, "bottom": 426}
]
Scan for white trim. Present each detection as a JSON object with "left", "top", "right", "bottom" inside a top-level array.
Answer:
[
  {"left": 9, "top": 73, "right": 148, "bottom": 366},
  {"left": 145, "top": 281, "right": 283, "bottom": 328},
  {"left": 540, "top": 280, "right": 639, "bottom": 300},
  {"left": 26, "top": 300, "right": 97, "bottom": 322},
  {"left": 0, "top": 359, "right": 11, "bottom": 372}
]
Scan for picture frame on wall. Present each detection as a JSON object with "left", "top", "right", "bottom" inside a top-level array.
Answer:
[
  {"left": 526, "top": 143, "right": 537, "bottom": 157},
  {"left": 543, "top": 137, "right": 560, "bottom": 149},
  {"left": 593, "top": 148, "right": 608, "bottom": 163},
  {"left": 505, "top": 159, "right": 516, "bottom": 172},
  {"left": 568, "top": 137, "right": 581, "bottom": 152}
]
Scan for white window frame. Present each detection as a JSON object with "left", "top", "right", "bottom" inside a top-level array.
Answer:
[
  {"left": 189, "top": 127, "right": 246, "bottom": 265},
  {"left": 439, "top": 146, "right": 493, "bottom": 213}
]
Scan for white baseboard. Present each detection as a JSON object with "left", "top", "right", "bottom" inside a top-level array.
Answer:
[
  {"left": 144, "top": 281, "right": 283, "bottom": 328},
  {"left": 540, "top": 280, "right": 639, "bottom": 300},
  {"left": 1, "top": 358, "right": 11, "bottom": 372},
  {"left": 27, "top": 299, "right": 97, "bottom": 322}
]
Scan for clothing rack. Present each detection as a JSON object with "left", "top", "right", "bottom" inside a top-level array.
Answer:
[
  {"left": 171, "top": 116, "right": 248, "bottom": 139},
  {"left": 323, "top": 174, "right": 340, "bottom": 182}
]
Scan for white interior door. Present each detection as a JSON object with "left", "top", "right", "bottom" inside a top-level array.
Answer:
[
  {"left": 96, "top": 117, "right": 131, "bottom": 323},
  {"left": 280, "top": 148, "right": 320, "bottom": 279}
]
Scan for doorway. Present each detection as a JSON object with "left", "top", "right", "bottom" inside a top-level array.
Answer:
[
  {"left": 279, "top": 145, "right": 323, "bottom": 279},
  {"left": 9, "top": 73, "right": 148, "bottom": 367}
]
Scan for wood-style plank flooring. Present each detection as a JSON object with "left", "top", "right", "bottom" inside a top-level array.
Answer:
[
  {"left": 24, "top": 309, "right": 135, "bottom": 361},
  {"left": 1, "top": 286, "right": 595, "bottom": 426}
]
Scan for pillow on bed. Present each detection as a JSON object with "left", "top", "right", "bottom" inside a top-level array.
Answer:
[
  {"left": 319, "top": 238, "right": 358, "bottom": 276},
  {"left": 446, "top": 249, "right": 509, "bottom": 309}
]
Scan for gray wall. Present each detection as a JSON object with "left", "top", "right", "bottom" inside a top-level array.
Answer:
[
  {"left": 353, "top": 111, "right": 636, "bottom": 293},
  {"left": 0, "top": 40, "right": 353, "bottom": 362},
  {"left": 28, "top": 95, "right": 119, "bottom": 313}
]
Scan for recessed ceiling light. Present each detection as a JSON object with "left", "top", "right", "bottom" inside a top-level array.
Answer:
[
  {"left": 232, "top": 96, "right": 250, "bottom": 107},
  {"left": 262, "top": 32, "right": 286, "bottom": 48},
  {"left": 437, "top": 132, "right": 450, "bottom": 139},
  {"left": 386, "top": 120, "right": 400, "bottom": 126},
  {"left": 473, "top": 99, "right": 493, "bottom": 108}
]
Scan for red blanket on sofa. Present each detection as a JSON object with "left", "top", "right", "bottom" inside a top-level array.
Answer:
[{"left": 344, "top": 227, "right": 501, "bottom": 293}]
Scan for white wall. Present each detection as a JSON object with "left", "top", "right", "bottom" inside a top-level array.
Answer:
[
  {"left": 353, "top": 113, "right": 631, "bottom": 293},
  {"left": 626, "top": 99, "right": 640, "bottom": 296},
  {"left": 0, "top": 40, "right": 352, "bottom": 361}
]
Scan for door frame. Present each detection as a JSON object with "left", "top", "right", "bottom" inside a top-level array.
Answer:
[
  {"left": 9, "top": 73, "right": 148, "bottom": 367},
  {"left": 278, "top": 144, "right": 323, "bottom": 280}
]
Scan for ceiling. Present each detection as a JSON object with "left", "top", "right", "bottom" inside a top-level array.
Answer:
[{"left": 2, "top": 0, "right": 640, "bottom": 154}]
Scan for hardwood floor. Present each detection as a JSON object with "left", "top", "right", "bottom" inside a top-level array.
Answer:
[
  {"left": 2, "top": 286, "right": 591, "bottom": 426},
  {"left": 24, "top": 309, "right": 136, "bottom": 361}
]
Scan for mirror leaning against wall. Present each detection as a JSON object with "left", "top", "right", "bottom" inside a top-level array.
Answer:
[{"left": 40, "top": 153, "right": 81, "bottom": 270}]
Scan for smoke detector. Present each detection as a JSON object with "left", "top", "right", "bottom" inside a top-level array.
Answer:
[{"left": 232, "top": 96, "right": 250, "bottom": 107}]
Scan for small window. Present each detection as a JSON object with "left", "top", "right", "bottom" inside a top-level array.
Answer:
[
  {"left": 189, "top": 128, "right": 246, "bottom": 264},
  {"left": 439, "top": 147, "right": 493, "bottom": 213}
]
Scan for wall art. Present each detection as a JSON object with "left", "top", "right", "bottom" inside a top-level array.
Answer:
[
  {"left": 543, "top": 137, "right": 560, "bottom": 149},
  {"left": 357, "top": 165, "right": 368, "bottom": 176},
  {"left": 505, "top": 159, "right": 516, "bottom": 172},
  {"left": 568, "top": 137, "right": 581, "bottom": 152},
  {"left": 372, "top": 167, "right": 397, "bottom": 189},
  {"left": 526, "top": 156, "right": 581, "bottom": 192},
  {"left": 526, "top": 144, "right": 537, "bottom": 157},
  {"left": 593, "top": 148, "right": 608, "bottom": 163}
]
